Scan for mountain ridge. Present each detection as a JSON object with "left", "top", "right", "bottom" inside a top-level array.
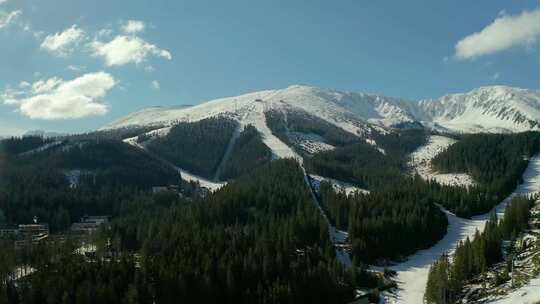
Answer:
[{"left": 103, "top": 85, "right": 540, "bottom": 134}]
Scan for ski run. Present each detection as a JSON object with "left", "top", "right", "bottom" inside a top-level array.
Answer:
[{"left": 382, "top": 155, "right": 540, "bottom": 304}]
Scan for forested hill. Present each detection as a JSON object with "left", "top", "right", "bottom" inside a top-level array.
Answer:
[
  {"left": 1, "top": 159, "right": 382, "bottom": 303},
  {"left": 432, "top": 132, "right": 540, "bottom": 185},
  {"left": 144, "top": 117, "right": 237, "bottom": 179},
  {"left": 431, "top": 132, "right": 540, "bottom": 216},
  {"left": 0, "top": 137, "right": 181, "bottom": 230}
]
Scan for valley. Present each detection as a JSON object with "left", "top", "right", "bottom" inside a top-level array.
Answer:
[
  {"left": 384, "top": 155, "right": 540, "bottom": 304},
  {"left": 2, "top": 85, "right": 540, "bottom": 303}
]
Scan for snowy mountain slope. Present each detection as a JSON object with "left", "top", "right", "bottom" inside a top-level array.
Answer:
[
  {"left": 417, "top": 86, "right": 540, "bottom": 133},
  {"left": 408, "top": 135, "right": 475, "bottom": 187},
  {"left": 103, "top": 86, "right": 390, "bottom": 159},
  {"left": 106, "top": 105, "right": 192, "bottom": 128},
  {"left": 104, "top": 85, "right": 540, "bottom": 142},
  {"left": 103, "top": 85, "right": 387, "bottom": 137}
]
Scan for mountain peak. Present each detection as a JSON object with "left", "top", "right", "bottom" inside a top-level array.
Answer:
[{"left": 104, "top": 85, "right": 540, "bottom": 134}]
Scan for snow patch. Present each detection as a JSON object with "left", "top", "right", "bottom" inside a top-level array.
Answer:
[
  {"left": 309, "top": 174, "right": 369, "bottom": 196},
  {"left": 288, "top": 132, "right": 335, "bottom": 154},
  {"left": 178, "top": 168, "right": 226, "bottom": 192},
  {"left": 408, "top": 135, "right": 475, "bottom": 187}
]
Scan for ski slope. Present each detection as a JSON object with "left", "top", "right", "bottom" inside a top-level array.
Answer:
[
  {"left": 177, "top": 168, "right": 226, "bottom": 191},
  {"left": 409, "top": 135, "right": 475, "bottom": 187},
  {"left": 385, "top": 155, "right": 540, "bottom": 304}
]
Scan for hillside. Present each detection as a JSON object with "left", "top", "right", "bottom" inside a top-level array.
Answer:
[{"left": 104, "top": 85, "right": 540, "bottom": 136}]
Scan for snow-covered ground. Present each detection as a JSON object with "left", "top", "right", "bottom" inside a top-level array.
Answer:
[
  {"left": 122, "top": 126, "right": 171, "bottom": 147},
  {"left": 485, "top": 201, "right": 540, "bottom": 304},
  {"left": 384, "top": 156, "right": 540, "bottom": 304},
  {"left": 288, "top": 132, "right": 335, "bottom": 154},
  {"left": 309, "top": 174, "right": 369, "bottom": 196},
  {"left": 408, "top": 135, "right": 475, "bottom": 187},
  {"left": 493, "top": 276, "right": 540, "bottom": 304},
  {"left": 104, "top": 85, "right": 540, "bottom": 136},
  {"left": 365, "top": 138, "right": 386, "bottom": 155},
  {"left": 103, "top": 85, "right": 385, "bottom": 141},
  {"left": 178, "top": 168, "right": 226, "bottom": 192},
  {"left": 242, "top": 96, "right": 301, "bottom": 162},
  {"left": 330, "top": 226, "right": 353, "bottom": 267}
]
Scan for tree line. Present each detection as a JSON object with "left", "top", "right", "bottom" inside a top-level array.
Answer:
[
  {"left": 1, "top": 159, "right": 384, "bottom": 303},
  {"left": 146, "top": 117, "right": 237, "bottom": 179},
  {"left": 432, "top": 132, "right": 540, "bottom": 216},
  {"left": 424, "top": 195, "right": 535, "bottom": 304}
]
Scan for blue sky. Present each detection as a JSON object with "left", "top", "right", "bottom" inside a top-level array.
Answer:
[{"left": 1, "top": 0, "right": 540, "bottom": 135}]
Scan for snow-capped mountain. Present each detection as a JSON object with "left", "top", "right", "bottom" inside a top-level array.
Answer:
[
  {"left": 103, "top": 85, "right": 540, "bottom": 134},
  {"left": 417, "top": 86, "right": 540, "bottom": 133}
]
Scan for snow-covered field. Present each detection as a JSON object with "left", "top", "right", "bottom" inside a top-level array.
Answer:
[
  {"left": 408, "top": 135, "right": 475, "bottom": 187},
  {"left": 384, "top": 156, "right": 540, "bottom": 304},
  {"left": 309, "top": 174, "right": 369, "bottom": 196}
]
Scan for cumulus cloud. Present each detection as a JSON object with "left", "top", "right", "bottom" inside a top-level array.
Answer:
[
  {"left": 151, "top": 80, "right": 160, "bottom": 90},
  {"left": 0, "top": 10, "right": 21, "bottom": 29},
  {"left": 1, "top": 72, "right": 116, "bottom": 120},
  {"left": 455, "top": 8, "right": 540, "bottom": 60},
  {"left": 121, "top": 20, "right": 145, "bottom": 34},
  {"left": 40, "top": 25, "right": 86, "bottom": 56},
  {"left": 90, "top": 35, "right": 171, "bottom": 66}
]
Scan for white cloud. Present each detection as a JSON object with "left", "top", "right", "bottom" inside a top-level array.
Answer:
[
  {"left": 491, "top": 72, "right": 501, "bottom": 80},
  {"left": 66, "top": 65, "right": 87, "bottom": 72},
  {"left": 90, "top": 35, "right": 171, "bottom": 66},
  {"left": 40, "top": 25, "right": 86, "bottom": 56},
  {"left": 31, "top": 77, "right": 63, "bottom": 94},
  {"left": 97, "top": 28, "right": 113, "bottom": 38},
  {"left": 0, "top": 10, "right": 21, "bottom": 29},
  {"left": 121, "top": 20, "right": 145, "bottom": 34},
  {"left": 1, "top": 72, "right": 116, "bottom": 120},
  {"left": 151, "top": 80, "right": 160, "bottom": 90},
  {"left": 455, "top": 8, "right": 540, "bottom": 60}
]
